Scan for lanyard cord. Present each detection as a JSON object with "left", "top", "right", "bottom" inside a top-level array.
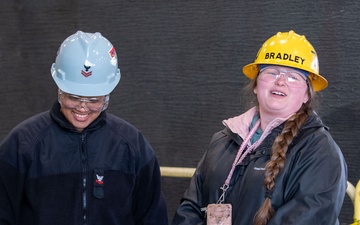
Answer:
[{"left": 217, "top": 120, "right": 261, "bottom": 204}]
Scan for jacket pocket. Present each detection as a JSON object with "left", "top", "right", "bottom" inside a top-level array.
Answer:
[{"left": 93, "top": 169, "right": 104, "bottom": 199}]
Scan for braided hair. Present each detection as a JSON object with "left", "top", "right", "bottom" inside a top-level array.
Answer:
[{"left": 250, "top": 78, "right": 315, "bottom": 225}]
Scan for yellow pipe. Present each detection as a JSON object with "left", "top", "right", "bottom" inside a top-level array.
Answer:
[
  {"left": 160, "top": 166, "right": 195, "bottom": 178},
  {"left": 160, "top": 167, "right": 356, "bottom": 205},
  {"left": 160, "top": 167, "right": 357, "bottom": 222},
  {"left": 160, "top": 166, "right": 360, "bottom": 221},
  {"left": 348, "top": 180, "right": 356, "bottom": 203}
]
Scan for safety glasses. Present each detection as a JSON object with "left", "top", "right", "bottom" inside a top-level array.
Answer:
[
  {"left": 259, "top": 66, "right": 307, "bottom": 88},
  {"left": 58, "top": 90, "right": 108, "bottom": 112}
]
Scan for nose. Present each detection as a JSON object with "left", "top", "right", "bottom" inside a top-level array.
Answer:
[
  {"left": 275, "top": 73, "right": 287, "bottom": 85},
  {"left": 76, "top": 101, "right": 90, "bottom": 111}
]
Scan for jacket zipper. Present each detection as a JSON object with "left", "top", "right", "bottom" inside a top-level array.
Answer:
[{"left": 81, "top": 134, "right": 88, "bottom": 225}]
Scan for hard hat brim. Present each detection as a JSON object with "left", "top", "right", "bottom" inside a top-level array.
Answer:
[{"left": 53, "top": 77, "right": 120, "bottom": 96}]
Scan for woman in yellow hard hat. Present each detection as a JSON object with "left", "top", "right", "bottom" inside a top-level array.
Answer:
[{"left": 172, "top": 31, "right": 347, "bottom": 225}]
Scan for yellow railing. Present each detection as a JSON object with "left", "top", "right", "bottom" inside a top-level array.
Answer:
[
  {"left": 348, "top": 180, "right": 360, "bottom": 225},
  {"left": 347, "top": 181, "right": 356, "bottom": 203},
  {"left": 160, "top": 166, "right": 195, "bottom": 178}
]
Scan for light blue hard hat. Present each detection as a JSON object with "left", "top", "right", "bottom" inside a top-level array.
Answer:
[{"left": 51, "top": 31, "right": 121, "bottom": 96}]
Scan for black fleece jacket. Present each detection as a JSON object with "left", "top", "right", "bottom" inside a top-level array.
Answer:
[{"left": 0, "top": 102, "right": 168, "bottom": 225}]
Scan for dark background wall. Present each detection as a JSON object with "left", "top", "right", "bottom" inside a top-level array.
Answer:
[{"left": 1, "top": 1, "right": 359, "bottom": 224}]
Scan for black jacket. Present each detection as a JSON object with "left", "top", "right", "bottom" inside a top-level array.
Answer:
[
  {"left": 0, "top": 102, "right": 168, "bottom": 225},
  {"left": 172, "top": 112, "right": 347, "bottom": 225}
]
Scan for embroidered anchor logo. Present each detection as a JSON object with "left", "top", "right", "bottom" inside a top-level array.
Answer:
[
  {"left": 95, "top": 174, "right": 104, "bottom": 185},
  {"left": 81, "top": 65, "right": 92, "bottom": 77}
]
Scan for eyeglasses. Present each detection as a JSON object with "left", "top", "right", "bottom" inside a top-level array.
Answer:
[
  {"left": 258, "top": 66, "right": 307, "bottom": 87},
  {"left": 58, "top": 90, "right": 108, "bottom": 112}
]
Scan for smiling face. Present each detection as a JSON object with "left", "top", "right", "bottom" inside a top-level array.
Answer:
[
  {"left": 60, "top": 105, "right": 102, "bottom": 132},
  {"left": 58, "top": 90, "right": 106, "bottom": 132},
  {"left": 254, "top": 65, "right": 309, "bottom": 121}
]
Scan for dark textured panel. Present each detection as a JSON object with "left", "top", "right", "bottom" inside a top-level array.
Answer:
[{"left": 0, "top": 1, "right": 358, "bottom": 223}]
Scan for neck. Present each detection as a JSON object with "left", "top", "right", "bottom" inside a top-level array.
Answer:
[
  {"left": 259, "top": 117, "right": 271, "bottom": 132},
  {"left": 258, "top": 108, "right": 295, "bottom": 131}
]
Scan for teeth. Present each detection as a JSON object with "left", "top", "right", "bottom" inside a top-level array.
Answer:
[
  {"left": 75, "top": 113, "right": 88, "bottom": 118},
  {"left": 272, "top": 91, "right": 286, "bottom": 96}
]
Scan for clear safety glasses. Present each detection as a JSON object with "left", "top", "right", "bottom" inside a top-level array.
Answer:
[
  {"left": 58, "top": 90, "right": 108, "bottom": 112},
  {"left": 258, "top": 66, "right": 308, "bottom": 88}
]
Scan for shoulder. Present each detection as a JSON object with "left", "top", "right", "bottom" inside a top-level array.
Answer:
[
  {"left": 0, "top": 111, "right": 53, "bottom": 171},
  {"left": 209, "top": 127, "right": 243, "bottom": 147},
  {"left": 288, "top": 115, "right": 345, "bottom": 169},
  {"left": 298, "top": 113, "right": 338, "bottom": 149},
  {"left": 204, "top": 127, "right": 240, "bottom": 162},
  {"left": 104, "top": 113, "right": 156, "bottom": 159},
  {"left": 4, "top": 111, "right": 52, "bottom": 142},
  {"left": 104, "top": 113, "right": 143, "bottom": 139}
]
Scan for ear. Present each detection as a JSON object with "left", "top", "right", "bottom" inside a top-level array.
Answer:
[
  {"left": 254, "top": 88, "right": 257, "bottom": 94},
  {"left": 303, "top": 92, "right": 309, "bottom": 103}
]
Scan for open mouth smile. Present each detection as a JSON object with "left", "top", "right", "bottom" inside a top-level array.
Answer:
[{"left": 271, "top": 91, "right": 287, "bottom": 96}]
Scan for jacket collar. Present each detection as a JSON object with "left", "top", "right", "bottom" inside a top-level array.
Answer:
[
  {"left": 222, "top": 107, "right": 325, "bottom": 146},
  {"left": 222, "top": 107, "right": 289, "bottom": 139}
]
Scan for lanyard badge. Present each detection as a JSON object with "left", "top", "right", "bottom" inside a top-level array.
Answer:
[
  {"left": 206, "top": 120, "right": 261, "bottom": 225},
  {"left": 206, "top": 203, "right": 232, "bottom": 225}
]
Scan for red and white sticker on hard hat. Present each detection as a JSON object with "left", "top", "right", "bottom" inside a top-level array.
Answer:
[{"left": 109, "top": 46, "right": 116, "bottom": 58}]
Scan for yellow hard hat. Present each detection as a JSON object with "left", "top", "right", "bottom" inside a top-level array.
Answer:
[{"left": 242, "top": 30, "right": 328, "bottom": 91}]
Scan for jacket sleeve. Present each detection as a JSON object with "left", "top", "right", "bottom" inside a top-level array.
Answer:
[
  {"left": 131, "top": 134, "right": 169, "bottom": 225},
  {"left": 0, "top": 133, "right": 27, "bottom": 225},
  {"left": 171, "top": 155, "right": 206, "bottom": 225},
  {"left": 268, "top": 129, "right": 347, "bottom": 225},
  {"left": 172, "top": 129, "right": 231, "bottom": 225}
]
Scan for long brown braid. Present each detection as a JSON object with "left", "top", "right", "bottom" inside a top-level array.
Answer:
[{"left": 252, "top": 80, "right": 315, "bottom": 225}]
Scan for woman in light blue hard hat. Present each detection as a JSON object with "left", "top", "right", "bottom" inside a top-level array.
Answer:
[{"left": 0, "top": 31, "right": 168, "bottom": 225}]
